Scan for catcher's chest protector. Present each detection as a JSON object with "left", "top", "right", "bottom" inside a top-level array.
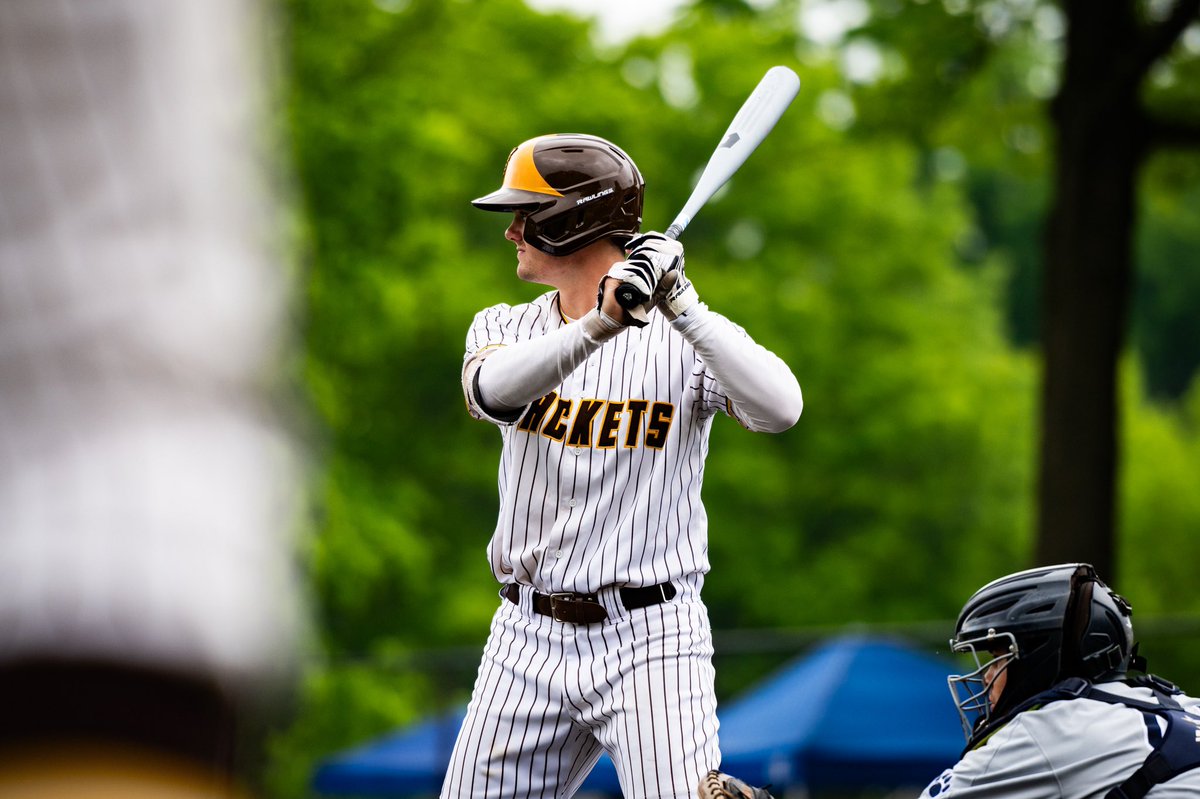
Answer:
[{"left": 1091, "top": 678, "right": 1200, "bottom": 799}]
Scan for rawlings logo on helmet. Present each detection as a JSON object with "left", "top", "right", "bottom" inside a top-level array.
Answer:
[{"left": 576, "top": 187, "right": 615, "bottom": 206}]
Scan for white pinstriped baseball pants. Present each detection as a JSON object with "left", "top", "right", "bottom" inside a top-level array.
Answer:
[{"left": 440, "top": 577, "right": 720, "bottom": 799}]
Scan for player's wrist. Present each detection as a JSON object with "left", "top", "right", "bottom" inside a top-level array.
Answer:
[{"left": 580, "top": 307, "right": 624, "bottom": 342}]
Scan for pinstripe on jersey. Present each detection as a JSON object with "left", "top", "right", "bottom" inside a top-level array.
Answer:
[{"left": 464, "top": 290, "right": 744, "bottom": 595}]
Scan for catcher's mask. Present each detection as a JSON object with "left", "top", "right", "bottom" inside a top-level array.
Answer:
[
  {"left": 947, "top": 563, "right": 1138, "bottom": 743},
  {"left": 471, "top": 133, "right": 644, "bottom": 256}
]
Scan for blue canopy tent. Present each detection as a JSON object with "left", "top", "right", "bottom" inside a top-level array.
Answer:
[
  {"left": 312, "top": 635, "right": 965, "bottom": 797},
  {"left": 712, "top": 634, "right": 965, "bottom": 793}
]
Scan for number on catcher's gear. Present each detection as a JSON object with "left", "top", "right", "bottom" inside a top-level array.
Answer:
[{"left": 697, "top": 770, "right": 777, "bottom": 799}]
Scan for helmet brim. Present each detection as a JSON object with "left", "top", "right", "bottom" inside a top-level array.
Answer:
[{"left": 471, "top": 187, "right": 557, "bottom": 212}]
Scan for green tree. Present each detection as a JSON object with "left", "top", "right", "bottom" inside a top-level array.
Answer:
[
  {"left": 845, "top": 0, "right": 1200, "bottom": 580},
  {"left": 1037, "top": 0, "right": 1200, "bottom": 580}
]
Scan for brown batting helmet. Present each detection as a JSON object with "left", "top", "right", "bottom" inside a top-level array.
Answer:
[{"left": 472, "top": 133, "right": 644, "bottom": 256}]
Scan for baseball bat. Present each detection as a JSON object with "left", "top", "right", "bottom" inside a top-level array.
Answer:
[{"left": 616, "top": 65, "right": 801, "bottom": 309}]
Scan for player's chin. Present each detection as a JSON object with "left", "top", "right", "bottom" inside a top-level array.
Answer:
[{"left": 515, "top": 259, "right": 540, "bottom": 284}]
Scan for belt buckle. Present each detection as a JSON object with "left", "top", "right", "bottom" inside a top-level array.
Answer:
[
  {"left": 549, "top": 592, "right": 605, "bottom": 624},
  {"left": 549, "top": 592, "right": 581, "bottom": 622}
]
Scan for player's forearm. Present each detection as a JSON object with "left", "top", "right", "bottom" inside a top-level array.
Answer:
[
  {"left": 672, "top": 305, "right": 803, "bottom": 432},
  {"left": 472, "top": 309, "right": 621, "bottom": 414}
]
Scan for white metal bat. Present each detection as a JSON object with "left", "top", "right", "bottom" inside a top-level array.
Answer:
[{"left": 617, "top": 65, "right": 801, "bottom": 309}]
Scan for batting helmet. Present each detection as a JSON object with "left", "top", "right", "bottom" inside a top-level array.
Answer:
[
  {"left": 947, "top": 563, "right": 1137, "bottom": 742},
  {"left": 472, "top": 133, "right": 644, "bottom": 256}
]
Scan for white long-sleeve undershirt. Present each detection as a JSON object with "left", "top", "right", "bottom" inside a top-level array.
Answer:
[
  {"left": 471, "top": 304, "right": 801, "bottom": 433},
  {"left": 670, "top": 304, "right": 802, "bottom": 432},
  {"left": 468, "top": 308, "right": 617, "bottom": 418}
]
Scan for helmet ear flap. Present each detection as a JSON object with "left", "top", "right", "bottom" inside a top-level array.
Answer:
[
  {"left": 1061, "top": 564, "right": 1135, "bottom": 681},
  {"left": 1059, "top": 566, "right": 1096, "bottom": 677}
]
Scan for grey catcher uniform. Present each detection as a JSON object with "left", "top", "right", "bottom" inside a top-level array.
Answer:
[
  {"left": 924, "top": 563, "right": 1200, "bottom": 799},
  {"left": 441, "top": 134, "right": 802, "bottom": 799},
  {"left": 922, "top": 679, "right": 1200, "bottom": 799}
]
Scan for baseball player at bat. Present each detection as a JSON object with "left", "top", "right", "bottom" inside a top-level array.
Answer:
[{"left": 445, "top": 133, "right": 802, "bottom": 799}]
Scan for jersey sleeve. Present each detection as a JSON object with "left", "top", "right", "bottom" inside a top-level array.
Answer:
[
  {"left": 462, "top": 303, "right": 524, "bottom": 425},
  {"left": 465, "top": 302, "right": 518, "bottom": 357}
]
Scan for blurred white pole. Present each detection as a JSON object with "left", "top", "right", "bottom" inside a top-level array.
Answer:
[{"left": 0, "top": 0, "right": 304, "bottom": 707}]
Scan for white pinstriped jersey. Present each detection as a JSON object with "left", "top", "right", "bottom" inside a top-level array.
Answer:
[
  {"left": 464, "top": 290, "right": 748, "bottom": 595},
  {"left": 919, "top": 681, "right": 1200, "bottom": 799},
  {"left": 451, "top": 285, "right": 797, "bottom": 799}
]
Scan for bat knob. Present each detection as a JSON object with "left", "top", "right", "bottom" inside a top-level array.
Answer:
[{"left": 616, "top": 283, "right": 648, "bottom": 309}]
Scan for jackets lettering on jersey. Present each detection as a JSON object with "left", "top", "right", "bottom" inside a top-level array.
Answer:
[{"left": 517, "top": 391, "right": 675, "bottom": 450}]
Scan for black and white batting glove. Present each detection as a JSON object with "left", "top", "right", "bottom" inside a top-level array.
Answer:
[
  {"left": 626, "top": 231, "right": 684, "bottom": 277},
  {"left": 604, "top": 231, "right": 685, "bottom": 326},
  {"left": 653, "top": 268, "right": 700, "bottom": 322},
  {"left": 627, "top": 230, "right": 684, "bottom": 260},
  {"left": 697, "top": 770, "right": 776, "bottom": 799}
]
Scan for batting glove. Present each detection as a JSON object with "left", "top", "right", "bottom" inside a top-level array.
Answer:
[
  {"left": 599, "top": 271, "right": 653, "bottom": 328},
  {"left": 697, "top": 770, "right": 777, "bottom": 799},
  {"left": 601, "top": 234, "right": 675, "bottom": 325},
  {"left": 603, "top": 232, "right": 686, "bottom": 326},
  {"left": 626, "top": 231, "right": 684, "bottom": 278},
  {"left": 603, "top": 261, "right": 656, "bottom": 326},
  {"left": 653, "top": 268, "right": 700, "bottom": 322}
]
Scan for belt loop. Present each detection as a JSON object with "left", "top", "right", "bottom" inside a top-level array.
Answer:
[{"left": 501, "top": 583, "right": 528, "bottom": 615}]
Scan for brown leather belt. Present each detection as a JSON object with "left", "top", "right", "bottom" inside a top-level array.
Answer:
[{"left": 502, "top": 582, "right": 677, "bottom": 624}]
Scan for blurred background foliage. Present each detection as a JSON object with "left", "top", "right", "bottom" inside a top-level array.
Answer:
[{"left": 264, "top": 0, "right": 1200, "bottom": 795}]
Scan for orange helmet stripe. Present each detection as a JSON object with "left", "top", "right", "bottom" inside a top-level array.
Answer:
[{"left": 502, "top": 137, "right": 563, "bottom": 197}]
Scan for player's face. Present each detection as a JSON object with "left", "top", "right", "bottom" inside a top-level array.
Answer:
[
  {"left": 984, "top": 651, "right": 1009, "bottom": 709},
  {"left": 507, "top": 212, "right": 556, "bottom": 284}
]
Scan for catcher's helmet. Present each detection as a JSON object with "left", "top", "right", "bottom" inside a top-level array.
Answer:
[
  {"left": 947, "top": 563, "right": 1136, "bottom": 741},
  {"left": 472, "top": 133, "right": 644, "bottom": 256}
]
